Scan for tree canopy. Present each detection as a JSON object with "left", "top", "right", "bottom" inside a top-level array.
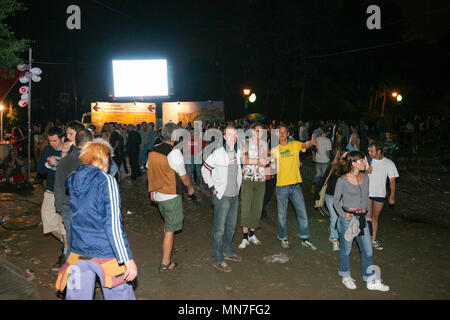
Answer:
[{"left": 0, "top": 0, "right": 29, "bottom": 73}]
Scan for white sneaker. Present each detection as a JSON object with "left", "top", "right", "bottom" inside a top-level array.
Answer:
[
  {"left": 332, "top": 239, "right": 340, "bottom": 251},
  {"left": 281, "top": 240, "right": 289, "bottom": 249},
  {"left": 371, "top": 240, "right": 384, "bottom": 251},
  {"left": 342, "top": 277, "right": 357, "bottom": 290},
  {"left": 301, "top": 240, "right": 317, "bottom": 251},
  {"left": 238, "top": 239, "right": 249, "bottom": 249},
  {"left": 248, "top": 235, "right": 262, "bottom": 245},
  {"left": 367, "top": 279, "right": 390, "bottom": 291}
]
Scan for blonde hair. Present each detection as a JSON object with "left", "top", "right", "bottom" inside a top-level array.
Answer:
[
  {"left": 79, "top": 138, "right": 113, "bottom": 171},
  {"left": 350, "top": 133, "right": 360, "bottom": 149}
]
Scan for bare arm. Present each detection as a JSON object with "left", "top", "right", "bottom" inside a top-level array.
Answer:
[
  {"left": 304, "top": 134, "right": 318, "bottom": 149},
  {"left": 179, "top": 174, "right": 194, "bottom": 196},
  {"left": 388, "top": 178, "right": 396, "bottom": 205}
]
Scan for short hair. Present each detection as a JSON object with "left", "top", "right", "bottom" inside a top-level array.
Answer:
[
  {"left": 149, "top": 122, "right": 155, "bottom": 129},
  {"left": 161, "top": 122, "right": 178, "bottom": 141},
  {"left": 66, "top": 120, "right": 84, "bottom": 132},
  {"left": 224, "top": 123, "right": 236, "bottom": 131},
  {"left": 250, "top": 122, "right": 263, "bottom": 129},
  {"left": 277, "top": 123, "right": 289, "bottom": 131},
  {"left": 48, "top": 126, "right": 64, "bottom": 139},
  {"left": 369, "top": 140, "right": 384, "bottom": 153},
  {"left": 75, "top": 128, "right": 93, "bottom": 147},
  {"left": 79, "top": 139, "right": 113, "bottom": 172}
]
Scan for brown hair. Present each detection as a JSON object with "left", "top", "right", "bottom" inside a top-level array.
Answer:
[
  {"left": 332, "top": 147, "right": 350, "bottom": 175},
  {"left": 79, "top": 138, "right": 113, "bottom": 172},
  {"left": 369, "top": 139, "right": 383, "bottom": 154},
  {"left": 335, "top": 150, "right": 365, "bottom": 176}
]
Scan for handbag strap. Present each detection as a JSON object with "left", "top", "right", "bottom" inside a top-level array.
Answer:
[{"left": 323, "top": 167, "right": 334, "bottom": 185}]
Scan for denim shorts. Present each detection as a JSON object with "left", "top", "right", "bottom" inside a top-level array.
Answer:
[{"left": 370, "top": 197, "right": 385, "bottom": 203}]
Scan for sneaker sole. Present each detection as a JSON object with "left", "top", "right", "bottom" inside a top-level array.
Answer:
[
  {"left": 367, "top": 286, "right": 389, "bottom": 291},
  {"left": 224, "top": 256, "right": 242, "bottom": 262},
  {"left": 344, "top": 284, "right": 357, "bottom": 290},
  {"left": 212, "top": 263, "right": 232, "bottom": 272},
  {"left": 301, "top": 242, "right": 317, "bottom": 250}
]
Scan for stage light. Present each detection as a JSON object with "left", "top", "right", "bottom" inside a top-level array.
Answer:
[
  {"left": 243, "top": 88, "right": 251, "bottom": 95},
  {"left": 249, "top": 93, "right": 256, "bottom": 103},
  {"left": 396, "top": 94, "right": 402, "bottom": 102}
]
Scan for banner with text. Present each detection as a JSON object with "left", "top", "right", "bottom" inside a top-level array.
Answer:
[{"left": 91, "top": 102, "right": 156, "bottom": 128}]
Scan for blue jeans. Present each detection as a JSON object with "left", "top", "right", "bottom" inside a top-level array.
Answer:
[
  {"left": 275, "top": 184, "right": 310, "bottom": 241},
  {"left": 185, "top": 156, "right": 202, "bottom": 187},
  {"left": 337, "top": 217, "right": 375, "bottom": 281},
  {"left": 325, "top": 194, "right": 339, "bottom": 241},
  {"left": 313, "top": 162, "right": 329, "bottom": 185},
  {"left": 62, "top": 204, "right": 72, "bottom": 259},
  {"left": 211, "top": 195, "right": 238, "bottom": 264}
]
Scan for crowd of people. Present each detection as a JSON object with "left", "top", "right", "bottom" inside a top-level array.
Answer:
[{"left": 0, "top": 113, "right": 448, "bottom": 299}]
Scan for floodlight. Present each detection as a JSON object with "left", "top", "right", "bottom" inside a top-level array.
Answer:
[{"left": 112, "top": 59, "right": 169, "bottom": 97}]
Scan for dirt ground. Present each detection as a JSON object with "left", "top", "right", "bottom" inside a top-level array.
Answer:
[{"left": 0, "top": 152, "right": 449, "bottom": 300}]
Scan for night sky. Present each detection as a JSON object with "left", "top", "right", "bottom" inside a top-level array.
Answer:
[{"left": 5, "top": 0, "right": 450, "bottom": 123}]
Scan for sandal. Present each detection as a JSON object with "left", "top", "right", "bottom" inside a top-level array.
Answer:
[{"left": 159, "top": 261, "right": 178, "bottom": 271}]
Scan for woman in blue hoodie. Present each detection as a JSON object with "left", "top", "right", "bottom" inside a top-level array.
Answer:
[{"left": 56, "top": 139, "right": 137, "bottom": 300}]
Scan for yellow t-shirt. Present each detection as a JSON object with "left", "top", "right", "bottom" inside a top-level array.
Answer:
[{"left": 272, "top": 141, "right": 306, "bottom": 186}]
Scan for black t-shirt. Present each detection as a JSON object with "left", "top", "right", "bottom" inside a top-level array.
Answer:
[
  {"left": 315, "top": 164, "right": 339, "bottom": 198},
  {"left": 126, "top": 130, "right": 141, "bottom": 151}
]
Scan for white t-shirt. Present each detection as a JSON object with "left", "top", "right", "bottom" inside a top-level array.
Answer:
[
  {"left": 365, "top": 157, "right": 399, "bottom": 197},
  {"left": 152, "top": 149, "right": 186, "bottom": 202},
  {"left": 315, "top": 137, "right": 332, "bottom": 163},
  {"left": 299, "top": 126, "right": 309, "bottom": 141}
]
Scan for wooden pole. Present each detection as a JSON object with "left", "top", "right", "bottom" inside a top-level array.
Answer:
[
  {"left": 374, "top": 91, "right": 378, "bottom": 113},
  {"left": 27, "top": 48, "right": 32, "bottom": 181},
  {"left": 381, "top": 89, "right": 387, "bottom": 116}
]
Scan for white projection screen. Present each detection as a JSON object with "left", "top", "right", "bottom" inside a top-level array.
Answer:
[{"left": 112, "top": 59, "right": 169, "bottom": 97}]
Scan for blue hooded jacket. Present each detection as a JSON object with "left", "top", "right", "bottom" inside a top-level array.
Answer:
[{"left": 66, "top": 164, "right": 132, "bottom": 264}]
